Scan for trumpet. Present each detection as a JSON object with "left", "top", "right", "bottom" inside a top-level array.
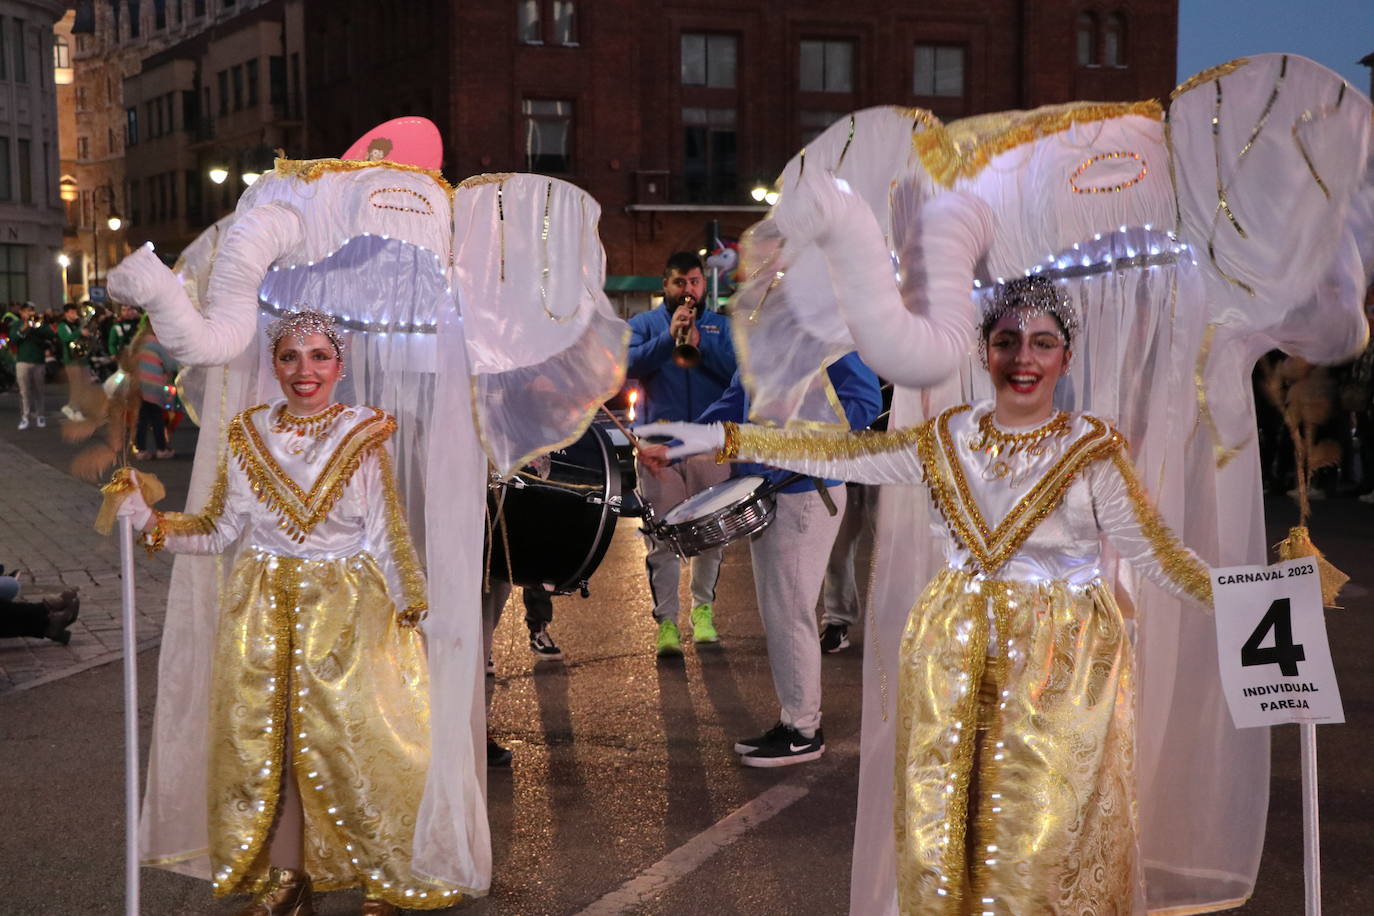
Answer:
[{"left": 672, "top": 295, "right": 702, "bottom": 369}]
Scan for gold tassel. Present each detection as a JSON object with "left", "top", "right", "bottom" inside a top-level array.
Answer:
[
  {"left": 96, "top": 467, "right": 167, "bottom": 535},
  {"left": 1275, "top": 525, "right": 1349, "bottom": 608}
]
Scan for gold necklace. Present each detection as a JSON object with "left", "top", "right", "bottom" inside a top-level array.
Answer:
[
  {"left": 968, "top": 410, "right": 1070, "bottom": 458},
  {"left": 271, "top": 402, "right": 346, "bottom": 437}
]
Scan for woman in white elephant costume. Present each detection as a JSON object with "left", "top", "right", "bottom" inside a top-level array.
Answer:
[
  {"left": 107, "top": 159, "right": 628, "bottom": 910},
  {"left": 723, "top": 54, "right": 1372, "bottom": 914}
]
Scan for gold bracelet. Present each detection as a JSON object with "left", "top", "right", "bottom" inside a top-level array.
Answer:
[
  {"left": 715, "top": 422, "right": 741, "bottom": 463},
  {"left": 142, "top": 512, "right": 167, "bottom": 558}
]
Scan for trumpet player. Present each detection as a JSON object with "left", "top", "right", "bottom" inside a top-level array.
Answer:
[{"left": 627, "top": 251, "right": 738, "bottom": 656}]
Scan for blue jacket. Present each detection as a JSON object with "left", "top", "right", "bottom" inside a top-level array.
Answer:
[
  {"left": 627, "top": 304, "right": 737, "bottom": 423},
  {"left": 697, "top": 352, "right": 881, "bottom": 494}
]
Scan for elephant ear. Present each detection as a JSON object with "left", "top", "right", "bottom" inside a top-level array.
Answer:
[
  {"left": 451, "top": 174, "right": 629, "bottom": 476},
  {"left": 734, "top": 106, "right": 939, "bottom": 427},
  {"left": 1170, "top": 53, "right": 1372, "bottom": 330}
]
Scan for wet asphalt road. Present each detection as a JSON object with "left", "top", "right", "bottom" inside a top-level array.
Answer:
[{"left": 1, "top": 390, "right": 1371, "bottom": 914}]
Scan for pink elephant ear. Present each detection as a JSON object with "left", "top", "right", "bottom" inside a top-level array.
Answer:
[{"left": 340, "top": 116, "right": 443, "bottom": 170}]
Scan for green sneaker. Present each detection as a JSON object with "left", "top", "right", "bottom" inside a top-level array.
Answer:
[
  {"left": 655, "top": 619, "right": 683, "bottom": 656},
  {"left": 690, "top": 603, "right": 719, "bottom": 643}
]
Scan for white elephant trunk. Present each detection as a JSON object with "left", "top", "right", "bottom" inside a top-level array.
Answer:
[
  {"left": 108, "top": 202, "right": 303, "bottom": 367},
  {"left": 810, "top": 187, "right": 991, "bottom": 387}
]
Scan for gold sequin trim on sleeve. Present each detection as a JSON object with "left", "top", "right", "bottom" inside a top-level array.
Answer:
[
  {"left": 717, "top": 422, "right": 741, "bottom": 463},
  {"left": 377, "top": 445, "right": 429, "bottom": 625},
  {"left": 1109, "top": 449, "right": 1214, "bottom": 606},
  {"left": 158, "top": 453, "right": 233, "bottom": 537},
  {"left": 733, "top": 422, "right": 923, "bottom": 462}
]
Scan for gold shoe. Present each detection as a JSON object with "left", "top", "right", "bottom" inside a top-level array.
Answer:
[
  {"left": 237, "top": 867, "right": 314, "bottom": 916},
  {"left": 360, "top": 899, "right": 398, "bottom": 916}
]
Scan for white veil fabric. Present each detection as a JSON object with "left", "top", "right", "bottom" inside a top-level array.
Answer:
[
  {"left": 119, "top": 158, "right": 629, "bottom": 895},
  {"left": 732, "top": 54, "right": 1371, "bottom": 916}
]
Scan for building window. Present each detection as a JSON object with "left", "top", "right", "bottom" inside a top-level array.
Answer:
[
  {"left": 127, "top": 107, "right": 139, "bottom": 145},
  {"left": 194, "top": 0, "right": 206, "bottom": 16},
  {"left": 0, "top": 137, "right": 10, "bottom": 200},
  {"left": 17, "top": 138, "right": 30, "bottom": 204},
  {"left": 800, "top": 109, "right": 845, "bottom": 146},
  {"left": 682, "top": 106, "right": 737, "bottom": 203},
  {"left": 154, "top": 0, "right": 167, "bottom": 30},
  {"left": 0, "top": 17, "right": 7, "bottom": 81},
  {"left": 0, "top": 244, "right": 28, "bottom": 303},
  {"left": 799, "top": 40, "right": 854, "bottom": 94},
  {"left": 53, "top": 35, "right": 70, "bottom": 69},
  {"left": 522, "top": 99, "right": 573, "bottom": 172},
  {"left": 517, "top": 1, "right": 577, "bottom": 46},
  {"left": 108, "top": 126, "right": 117, "bottom": 155},
  {"left": 1104, "top": 13, "right": 1126, "bottom": 67},
  {"left": 76, "top": 135, "right": 89, "bottom": 160},
  {"left": 247, "top": 57, "right": 258, "bottom": 106},
  {"left": 75, "top": 85, "right": 88, "bottom": 110},
  {"left": 12, "top": 18, "right": 27, "bottom": 83},
  {"left": 129, "top": 0, "right": 141, "bottom": 38},
  {"left": 217, "top": 69, "right": 228, "bottom": 115},
  {"left": 231, "top": 64, "right": 243, "bottom": 110},
  {"left": 913, "top": 44, "right": 964, "bottom": 98},
  {"left": 1077, "top": 13, "right": 1098, "bottom": 67},
  {"left": 681, "top": 33, "right": 736, "bottom": 89}
]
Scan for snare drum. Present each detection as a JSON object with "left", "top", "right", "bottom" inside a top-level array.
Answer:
[{"left": 650, "top": 475, "right": 775, "bottom": 557}]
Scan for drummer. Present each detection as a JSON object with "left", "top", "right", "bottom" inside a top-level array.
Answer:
[{"left": 692, "top": 351, "right": 880, "bottom": 766}]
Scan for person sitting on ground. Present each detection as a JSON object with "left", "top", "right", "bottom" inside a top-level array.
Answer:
[{"left": 0, "top": 570, "right": 80, "bottom": 644}]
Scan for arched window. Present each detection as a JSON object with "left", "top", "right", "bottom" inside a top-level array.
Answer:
[
  {"left": 1104, "top": 13, "right": 1127, "bottom": 67},
  {"left": 53, "top": 35, "right": 71, "bottom": 69},
  {"left": 1076, "top": 12, "right": 1097, "bottom": 67}
]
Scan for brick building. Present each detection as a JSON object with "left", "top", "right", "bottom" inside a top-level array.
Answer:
[
  {"left": 1, "top": 0, "right": 65, "bottom": 308},
  {"left": 307, "top": 0, "right": 1178, "bottom": 281}
]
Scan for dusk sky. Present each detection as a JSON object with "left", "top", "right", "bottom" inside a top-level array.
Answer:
[{"left": 1177, "top": 0, "right": 1373, "bottom": 91}]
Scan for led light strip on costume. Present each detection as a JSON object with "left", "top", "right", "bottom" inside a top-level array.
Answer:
[{"left": 971, "top": 225, "right": 1189, "bottom": 291}]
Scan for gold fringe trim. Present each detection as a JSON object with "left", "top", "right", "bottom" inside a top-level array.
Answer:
[
  {"left": 1275, "top": 526, "right": 1348, "bottom": 608},
  {"left": 456, "top": 172, "right": 517, "bottom": 191},
  {"left": 96, "top": 467, "right": 167, "bottom": 535},
  {"left": 271, "top": 157, "right": 454, "bottom": 195},
  {"left": 915, "top": 100, "right": 1164, "bottom": 187},
  {"left": 1109, "top": 451, "right": 1213, "bottom": 606},
  {"left": 733, "top": 422, "right": 923, "bottom": 462},
  {"left": 1172, "top": 57, "right": 1251, "bottom": 100},
  {"left": 377, "top": 447, "right": 430, "bottom": 624},
  {"left": 229, "top": 405, "right": 395, "bottom": 542}
]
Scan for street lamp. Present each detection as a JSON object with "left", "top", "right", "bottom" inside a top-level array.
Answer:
[
  {"left": 92, "top": 184, "right": 124, "bottom": 294},
  {"left": 208, "top": 166, "right": 229, "bottom": 185},
  {"left": 241, "top": 171, "right": 261, "bottom": 186},
  {"left": 57, "top": 253, "right": 71, "bottom": 303}
]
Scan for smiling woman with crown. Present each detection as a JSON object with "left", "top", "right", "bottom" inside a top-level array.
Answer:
[
  {"left": 638, "top": 275, "right": 1216, "bottom": 914},
  {"left": 113, "top": 309, "right": 467, "bottom": 915}
]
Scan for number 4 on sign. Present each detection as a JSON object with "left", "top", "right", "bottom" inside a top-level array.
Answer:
[{"left": 1240, "top": 598, "right": 1306, "bottom": 677}]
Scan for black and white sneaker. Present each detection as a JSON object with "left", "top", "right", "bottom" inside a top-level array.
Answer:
[
  {"left": 819, "top": 623, "right": 850, "bottom": 654},
  {"left": 486, "top": 655, "right": 495, "bottom": 676},
  {"left": 733, "top": 721, "right": 790, "bottom": 755},
  {"left": 738, "top": 725, "right": 825, "bottom": 768},
  {"left": 529, "top": 626, "right": 564, "bottom": 661}
]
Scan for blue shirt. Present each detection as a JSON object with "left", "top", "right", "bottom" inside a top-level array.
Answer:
[
  {"left": 627, "top": 303, "right": 737, "bottom": 423},
  {"left": 696, "top": 352, "right": 882, "bottom": 493}
]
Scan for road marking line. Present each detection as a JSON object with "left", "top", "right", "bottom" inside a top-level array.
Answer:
[{"left": 576, "top": 734, "right": 857, "bottom": 915}]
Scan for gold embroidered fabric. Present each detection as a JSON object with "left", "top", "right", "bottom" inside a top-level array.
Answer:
[
  {"left": 228, "top": 404, "right": 396, "bottom": 542},
  {"left": 894, "top": 568, "right": 1140, "bottom": 914},
  {"left": 1172, "top": 57, "right": 1250, "bottom": 99},
  {"left": 207, "top": 552, "right": 470, "bottom": 908},
  {"left": 916, "top": 100, "right": 1163, "bottom": 187},
  {"left": 917, "top": 406, "right": 1122, "bottom": 577},
  {"left": 158, "top": 453, "right": 232, "bottom": 537},
  {"left": 271, "top": 157, "right": 454, "bottom": 194},
  {"left": 733, "top": 421, "right": 923, "bottom": 463},
  {"left": 1109, "top": 451, "right": 1214, "bottom": 606}
]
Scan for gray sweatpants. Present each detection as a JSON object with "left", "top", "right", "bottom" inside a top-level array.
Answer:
[
  {"left": 636, "top": 453, "right": 731, "bottom": 624},
  {"left": 16, "top": 361, "right": 45, "bottom": 422},
  {"left": 749, "top": 484, "right": 846, "bottom": 737},
  {"left": 820, "top": 482, "right": 878, "bottom": 627}
]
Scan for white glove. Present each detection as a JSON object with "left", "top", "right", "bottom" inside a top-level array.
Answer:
[
  {"left": 107, "top": 243, "right": 181, "bottom": 309},
  {"left": 115, "top": 473, "right": 155, "bottom": 530},
  {"left": 633, "top": 421, "right": 725, "bottom": 461}
]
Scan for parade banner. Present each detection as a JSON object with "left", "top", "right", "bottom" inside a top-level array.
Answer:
[{"left": 1211, "top": 557, "right": 1344, "bottom": 729}]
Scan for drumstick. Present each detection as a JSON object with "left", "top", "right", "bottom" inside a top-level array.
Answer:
[{"left": 600, "top": 406, "right": 641, "bottom": 448}]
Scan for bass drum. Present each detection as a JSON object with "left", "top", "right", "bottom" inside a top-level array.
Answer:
[{"left": 486, "top": 423, "right": 622, "bottom": 596}]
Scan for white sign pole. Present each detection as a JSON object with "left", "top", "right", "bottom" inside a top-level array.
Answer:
[
  {"left": 119, "top": 516, "right": 141, "bottom": 916},
  {"left": 1301, "top": 723, "right": 1320, "bottom": 915}
]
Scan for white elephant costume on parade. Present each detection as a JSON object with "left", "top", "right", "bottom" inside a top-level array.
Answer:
[
  {"left": 107, "top": 160, "right": 628, "bottom": 899},
  {"left": 728, "top": 55, "right": 1372, "bottom": 914}
]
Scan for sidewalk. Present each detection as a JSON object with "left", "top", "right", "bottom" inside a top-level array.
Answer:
[{"left": 0, "top": 432, "right": 173, "bottom": 692}]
